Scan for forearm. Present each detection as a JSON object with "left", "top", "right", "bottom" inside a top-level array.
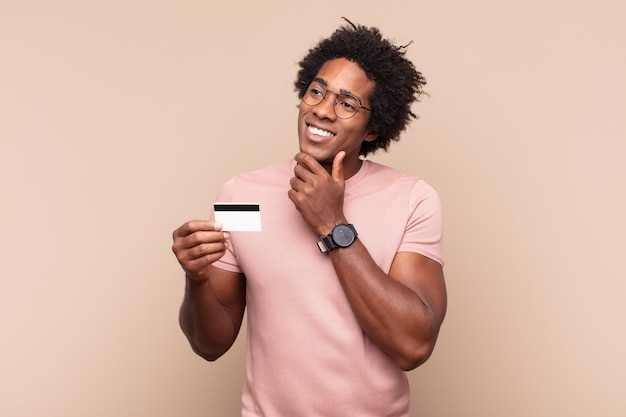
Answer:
[
  {"left": 179, "top": 275, "right": 240, "bottom": 361},
  {"left": 330, "top": 242, "right": 444, "bottom": 371}
]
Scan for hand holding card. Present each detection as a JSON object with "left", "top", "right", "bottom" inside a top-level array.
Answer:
[{"left": 213, "top": 203, "right": 262, "bottom": 232}]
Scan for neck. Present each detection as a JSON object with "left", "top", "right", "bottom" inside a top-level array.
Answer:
[{"left": 331, "top": 158, "right": 362, "bottom": 180}]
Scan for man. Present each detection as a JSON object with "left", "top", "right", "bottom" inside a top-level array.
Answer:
[{"left": 172, "top": 19, "right": 447, "bottom": 417}]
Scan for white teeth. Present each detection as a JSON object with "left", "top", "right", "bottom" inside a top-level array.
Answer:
[{"left": 308, "top": 125, "right": 334, "bottom": 138}]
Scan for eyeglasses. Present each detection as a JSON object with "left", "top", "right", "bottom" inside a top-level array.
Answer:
[{"left": 302, "top": 81, "right": 371, "bottom": 119}]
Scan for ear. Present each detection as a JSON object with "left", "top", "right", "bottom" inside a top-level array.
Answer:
[{"left": 364, "top": 131, "right": 378, "bottom": 143}]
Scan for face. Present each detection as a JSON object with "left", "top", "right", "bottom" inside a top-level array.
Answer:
[{"left": 298, "top": 58, "right": 377, "bottom": 178}]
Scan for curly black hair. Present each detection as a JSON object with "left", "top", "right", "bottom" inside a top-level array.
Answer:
[{"left": 294, "top": 18, "right": 427, "bottom": 157}]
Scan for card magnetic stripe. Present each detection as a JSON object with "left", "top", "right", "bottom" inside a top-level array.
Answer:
[{"left": 214, "top": 204, "right": 260, "bottom": 212}]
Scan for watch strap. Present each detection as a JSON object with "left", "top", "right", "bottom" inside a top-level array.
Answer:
[
  {"left": 317, "top": 224, "right": 357, "bottom": 253},
  {"left": 317, "top": 234, "right": 337, "bottom": 253}
]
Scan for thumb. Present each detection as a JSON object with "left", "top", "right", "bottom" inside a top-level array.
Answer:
[{"left": 332, "top": 151, "right": 346, "bottom": 184}]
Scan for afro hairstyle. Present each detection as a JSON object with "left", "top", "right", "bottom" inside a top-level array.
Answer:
[{"left": 294, "top": 18, "right": 427, "bottom": 157}]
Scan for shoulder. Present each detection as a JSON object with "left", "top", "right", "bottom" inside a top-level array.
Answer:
[
  {"left": 362, "top": 159, "right": 406, "bottom": 178},
  {"left": 357, "top": 160, "right": 442, "bottom": 226},
  {"left": 367, "top": 160, "right": 437, "bottom": 193},
  {"left": 360, "top": 160, "right": 424, "bottom": 186},
  {"left": 349, "top": 160, "right": 437, "bottom": 199}
]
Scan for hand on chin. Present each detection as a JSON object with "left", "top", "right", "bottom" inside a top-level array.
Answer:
[{"left": 302, "top": 150, "right": 334, "bottom": 169}]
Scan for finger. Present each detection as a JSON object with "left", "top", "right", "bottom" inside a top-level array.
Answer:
[
  {"left": 184, "top": 229, "right": 228, "bottom": 249},
  {"left": 292, "top": 162, "right": 307, "bottom": 181},
  {"left": 174, "top": 234, "right": 229, "bottom": 273},
  {"left": 186, "top": 240, "right": 229, "bottom": 260},
  {"left": 294, "top": 152, "right": 324, "bottom": 174},
  {"left": 172, "top": 227, "right": 228, "bottom": 260},
  {"left": 289, "top": 175, "right": 302, "bottom": 191},
  {"left": 184, "top": 250, "right": 227, "bottom": 278},
  {"left": 332, "top": 151, "right": 346, "bottom": 184},
  {"left": 174, "top": 220, "right": 221, "bottom": 239}
]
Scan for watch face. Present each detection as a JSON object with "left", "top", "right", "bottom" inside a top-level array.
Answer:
[{"left": 332, "top": 224, "right": 355, "bottom": 247}]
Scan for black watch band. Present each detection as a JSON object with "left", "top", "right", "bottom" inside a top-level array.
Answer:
[{"left": 317, "top": 224, "right": 358, "bottom": 253}]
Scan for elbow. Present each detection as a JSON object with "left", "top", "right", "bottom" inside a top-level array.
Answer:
[
  {"left": 184, "top": 328, "right": 231, "bottom": 362},
  {"left": 190, "top": 342, "right": 226, "bottom": 362},
  {"left": 396, "top": 305, "right": 447, "bottom": 371},
  {"left": 393, "top": 329, "right": 441, "bottom": 371},
  {"left": 184, "top": 334, "right": 232, "bottom": 363},
  {"left": 395, "top": 342, "right": 435, "bottom": 371},
  {"left": 179, "top": 319, "right": 230, "bottom": 362}
]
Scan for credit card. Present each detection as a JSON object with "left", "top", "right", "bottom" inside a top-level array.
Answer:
[{"left": 213, "top": 203, "right": 261, "bottom": 232}]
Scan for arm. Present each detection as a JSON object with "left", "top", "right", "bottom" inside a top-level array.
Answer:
[
  {"left": 288, "top": 152, "right": 447, "bottom": 371},
  {"left": 330, "top": 245, "right": 446, "bottom": 371},
  {"left": 172, "top": 220, "right": 246, "bottom": 361}
]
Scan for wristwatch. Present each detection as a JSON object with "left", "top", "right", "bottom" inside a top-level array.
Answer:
[{"left": 317, "top": 224, "right": 358, "bottom": 253}]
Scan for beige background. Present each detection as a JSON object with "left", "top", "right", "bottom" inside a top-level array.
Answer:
[{"left": 1, "top": 1, "right": 625, "bottom": 416}]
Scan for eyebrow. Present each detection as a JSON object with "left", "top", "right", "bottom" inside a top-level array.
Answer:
[{"left": 312, "top": 77, "right": 364, "bottom": 102}]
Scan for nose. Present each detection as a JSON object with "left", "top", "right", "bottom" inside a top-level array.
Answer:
[{"left": 312, "top": 92, "right": 337, "bottom": 120}]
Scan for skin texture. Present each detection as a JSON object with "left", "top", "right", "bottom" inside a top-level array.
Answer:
[{"left": 172, "top": 57, "right": 447, "bottom": 370}]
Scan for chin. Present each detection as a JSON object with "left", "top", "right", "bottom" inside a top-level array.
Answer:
[{"left": 299, "top": 144, "right": 332, "bottom": 165}]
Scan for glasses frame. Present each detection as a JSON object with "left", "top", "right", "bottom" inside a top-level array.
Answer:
[{"left": 302, "top": 81, "right": 372, "bottom": 119}]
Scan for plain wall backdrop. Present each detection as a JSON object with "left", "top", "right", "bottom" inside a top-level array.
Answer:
[{"left": 1, "top": 1, "right": 625, "bottom": 416}]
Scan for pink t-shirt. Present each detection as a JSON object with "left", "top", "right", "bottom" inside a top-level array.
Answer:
[{"left": 212, "top": 159, "right": 443, "bottom": 417}]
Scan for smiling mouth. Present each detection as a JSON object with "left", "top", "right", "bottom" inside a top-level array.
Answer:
[{"left": 308, "top": 124, "right": 335, "bottom": 138}]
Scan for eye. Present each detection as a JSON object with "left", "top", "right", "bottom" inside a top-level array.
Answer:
[
  {"left": 310, "top": 87, "right": 323, "bottom": 97},
  {"left": 307, "top": 82, "right": 325, "bottom": 98},
  {"left": 337, "top": 96, "right": 358, "bottom": 113}
]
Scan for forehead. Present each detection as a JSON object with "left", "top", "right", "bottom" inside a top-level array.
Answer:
[{"left": 314, "top": 58, "right": 374, "bottom": 102}]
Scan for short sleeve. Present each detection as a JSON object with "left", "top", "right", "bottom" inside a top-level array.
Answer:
[{"left": 397, "top": 181, "right": 444, "bottom": 265}]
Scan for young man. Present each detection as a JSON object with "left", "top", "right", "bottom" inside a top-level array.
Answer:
[{"left": 172, "top": 19, "right": 447, "bottom": 417}]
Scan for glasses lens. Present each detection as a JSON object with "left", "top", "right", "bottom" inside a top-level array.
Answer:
[
  {"left": 301, "top": 81, "right": 361, "bottom": 119},
  {"left": 302, "top": 82, "right": 325, "bottom": 107},
  {"left": 334, "top": 94, "right": 359, "bottom": 119}
]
